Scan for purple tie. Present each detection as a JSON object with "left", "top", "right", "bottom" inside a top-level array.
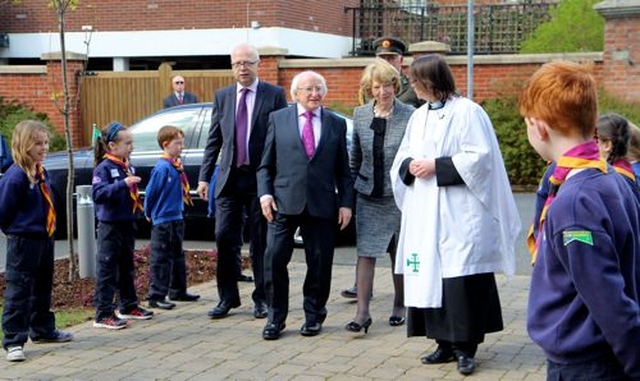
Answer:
[
  {"left": 235, "top": 88, "right": 249, "bottom": 167},
  {"left": 177, "top": 92, "right": 183, "bottom": 104},
  {"left": 302, "top": 111, "right": 315, "bottom": 158}
]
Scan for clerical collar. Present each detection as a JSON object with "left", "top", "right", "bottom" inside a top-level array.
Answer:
[{"left": 428, "top": 100, "right": 446, "bottom": 110}]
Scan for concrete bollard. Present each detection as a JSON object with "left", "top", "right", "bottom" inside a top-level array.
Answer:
[{"left": 76, "top": 185, "right": 96, "bottom": 278}]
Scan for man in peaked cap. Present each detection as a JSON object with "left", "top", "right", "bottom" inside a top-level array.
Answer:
[{"left": 373, "top": 36, "right": 423, "bottom": 108}]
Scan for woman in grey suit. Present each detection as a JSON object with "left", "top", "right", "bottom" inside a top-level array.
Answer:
[{"left": 345, "top": 60, "right": 415, "bottom": 333}]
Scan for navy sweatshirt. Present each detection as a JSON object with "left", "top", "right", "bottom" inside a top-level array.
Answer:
[
  {"left": 0, "top": 164, "right": 50, "bottom": 237},
  {"left": 527, "top": 167, "right": 640, "bottom": 379},
  {"left": 92, "top": 158, "right": 138, "bottom": 222}
]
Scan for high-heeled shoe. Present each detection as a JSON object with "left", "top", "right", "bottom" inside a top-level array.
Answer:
[
  {"left": 388, "top": 315, "right": 406, "bottom": 326},
  {"left": 345, "top": 317, "right": 372, "bottom": 333}
]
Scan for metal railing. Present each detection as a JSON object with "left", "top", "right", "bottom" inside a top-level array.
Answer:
[{"left": 345, "top": 2, "right": 555, "bottom": 56}]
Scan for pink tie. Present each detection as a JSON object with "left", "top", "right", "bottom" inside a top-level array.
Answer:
[
  {"left": 178, "top": 93, "right": 183, "bottom": 104},
  {"left": 302, "top": 111, "right": 315, "bottom": 158}
]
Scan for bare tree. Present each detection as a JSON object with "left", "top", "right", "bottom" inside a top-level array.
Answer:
[{"left": 50, "top": 0, "right": 81, "bottom": 281}]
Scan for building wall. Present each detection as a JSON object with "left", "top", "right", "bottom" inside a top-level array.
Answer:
[
  {"left": 0, "top": 0, "right": 357, "bottom": 36},
  {"left": 600, "top": 13, "right": 640, "bottom": 103}
]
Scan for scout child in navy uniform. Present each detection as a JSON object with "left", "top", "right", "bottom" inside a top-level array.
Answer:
[
  {"left": 596, "top": 113, "right": 638, "bottom": 191},
  {"left": 144, "top": 125, "right": 200, "bottom": 310},
  {"left": 92, "top": 122, "right": 154, "bottom": 330},
  {"left": 520, "top": 61, "right": 640, "bottom": 380},
  {"left": 0, "top": 120, "right": 73, "bottom": 362}
]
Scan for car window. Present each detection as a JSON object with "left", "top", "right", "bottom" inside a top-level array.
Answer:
[
  {"left": 195, "top": 108, "right": 213, "bottom": 149},
  {"left": 130, "top": 108, "right": 203, "bottom": 151}
]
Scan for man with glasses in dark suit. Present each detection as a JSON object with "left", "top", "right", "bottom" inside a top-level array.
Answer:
[
  {"left": 197, "top": 43, "right": 287, "bottom": 320},
  {"left": 163, "top": 75, "right": 199, "bottom": 109}
]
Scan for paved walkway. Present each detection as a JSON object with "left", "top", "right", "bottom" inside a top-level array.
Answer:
[{"left": 1, "top": 252, "right": 546, "bottom": 381}]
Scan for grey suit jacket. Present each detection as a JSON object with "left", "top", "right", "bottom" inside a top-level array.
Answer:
[
  {"left": 198, "top": 81, "right": 288, "bottom": 197},
  {"left": 257, "top": 105, "right": 354, "bottom": 219},
  {"left": 350, "top": 99, "right": 415, "bottom": 197},
  {"left": 163, "top": 91, "right": 199, "bottom": 108}
]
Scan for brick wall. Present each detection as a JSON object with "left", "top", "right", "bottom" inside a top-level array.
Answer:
[
  {"left": 600, "top": 16, "right": 640, "bottom": 103},
  {"left": 0, "top": 58, "right": 84, "bottom": 147},
  {"left": 0, "top": 0, "right": 357, "bottom": 36},
  {"left": 271, "top": 54, "right": 605, "bottom": 110},
  {"left": 0, "top": 52, "right": 610, "bottom": 143}
]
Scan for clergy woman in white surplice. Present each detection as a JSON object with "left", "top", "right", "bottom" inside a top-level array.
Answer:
[{"left": 390, "top": 54, "right": 520, "bottom": 376}]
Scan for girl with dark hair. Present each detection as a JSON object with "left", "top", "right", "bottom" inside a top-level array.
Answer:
[{"left": 92, "top": 122, "right": 153, "bottom": 330}]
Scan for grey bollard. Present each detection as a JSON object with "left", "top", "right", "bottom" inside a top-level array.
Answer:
[{"left": 76, "top": 185, "right": 96, "bottom": 278}]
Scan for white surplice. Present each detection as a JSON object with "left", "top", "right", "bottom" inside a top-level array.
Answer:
[{"left": 390, "top": 96, "right": 521, "bottom": 308}]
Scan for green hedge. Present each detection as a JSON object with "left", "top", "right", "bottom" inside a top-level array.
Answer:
[{"left": 0, "top": 97, "right": 66, "bottom": 152}]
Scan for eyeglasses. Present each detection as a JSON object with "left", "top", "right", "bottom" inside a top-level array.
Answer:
[
  {"left": 297, "top": 86, "right": 324, "bottom": 95},
  {"left": 173, "top": 81, "right": 184, "bottom": 85},
  {"left": 231, "top": 60, "right": 258, "bottom": 68}
]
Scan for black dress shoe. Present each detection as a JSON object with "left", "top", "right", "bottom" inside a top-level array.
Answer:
[
  {"left": 388, "top": 316, "right": 405, "bottom": 326},
  {"left": 253, "top": 302, "right": 268, "bottom": 319},
  {"left": 262, "top": 322, "right": 286, "bottom": 340},
  {"left": 457, "top": 356, "right": 476, "bottom": 375},
  {"left": 148, "top": 299, "right": 176, "bottom": 310},
  {"left": 169, "top": 292, "right": 200, "bottom": 302},
  {"left": 300, "top": 322, "right": 322, "bottom": 337},
  {"left": 420, "top": 347, "right": 456, "bottom": 364},
  {"left": 237, "top": 274, "right": 253, "bottom": 282},
  {"left": 207, "top": 300, "right": 240, "bottom": 319}
]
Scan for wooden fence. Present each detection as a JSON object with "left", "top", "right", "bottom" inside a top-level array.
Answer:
[{"left": 79, "top": 63, "right": 234, "bottom": 144}]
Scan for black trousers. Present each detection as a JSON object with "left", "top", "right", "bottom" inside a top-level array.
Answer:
[
  {"left": 214, "top": 166, "right": 266, "bottom": 305},
  {"left": 147, "top": 220, "right": 186, "bottom": 301},
  {"left": 94, "top": 221, "right": 138, "bottom": 320},
  {"left": 263, "top": 211, "right": 336, "bottom": 326},
  {"left": 2, "top": 235, "right": 56, "bottom": 349}
]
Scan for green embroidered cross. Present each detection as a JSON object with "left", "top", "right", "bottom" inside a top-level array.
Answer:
[{"left": 406, "top": 253, "right": 420, "bottom": 273}]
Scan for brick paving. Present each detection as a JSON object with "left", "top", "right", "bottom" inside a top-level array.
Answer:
[{"left": 0, "top": 249, "right": 546, "bottom": 381}]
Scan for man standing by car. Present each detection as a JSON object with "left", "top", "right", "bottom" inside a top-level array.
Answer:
[
  {"left": 163, "top": 75, "right": 199, "bottom": 109},
  {"left": 257, "top": 71, "right": 354, "bottom": 340},
  {"left": 197, "top": 43, "right": 287, "bottom": 320}
]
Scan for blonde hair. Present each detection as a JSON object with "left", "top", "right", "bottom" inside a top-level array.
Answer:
[
  {"left": 11, "top": 120, "right": 50, "bottom": 183},
  {"left": 358, "top": 59, "right": 401, "bottom": 104}
]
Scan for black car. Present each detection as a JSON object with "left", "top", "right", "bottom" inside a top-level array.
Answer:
[{"left": 44, "top": 103, "right": 354, "bottom": 241}]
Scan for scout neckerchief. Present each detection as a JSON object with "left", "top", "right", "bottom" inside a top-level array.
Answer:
[
  {"left": 612, "top": 158, "right": 636, "bottom": 183},
  {"left": 529, "top": 140, "right": 607, "bottom": 265},
  {"left": 103, "top": 152, "right": 144, "bottom": 213},
  {"left": 163, "top": 153, "right": 193, "bottom": 206},
  {"left": 36, "top": 162, "right": 56, "bottom": 237}
]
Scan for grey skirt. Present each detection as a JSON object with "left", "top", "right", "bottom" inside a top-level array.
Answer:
[{"left": 355, "top": 194, "right": 401, "bottom": 258}]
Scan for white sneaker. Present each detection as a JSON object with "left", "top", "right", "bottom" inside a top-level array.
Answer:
[{"left": 6, "top": 346, "right": 25, "bottom": 362}]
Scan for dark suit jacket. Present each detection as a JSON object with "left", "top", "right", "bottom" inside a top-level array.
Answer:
[
  {"left": 257, "top": 105, "right": 354, "bottom": 219},
  {"left": 198, "top": 81, "right": 287, "bottom": 198},
  {"left": 163, "top": 91, "right": 199, "bottom": 109}
]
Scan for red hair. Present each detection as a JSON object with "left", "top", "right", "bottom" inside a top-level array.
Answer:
[{"left": 519, "top": 61, "right": 597, "bottom": 139}]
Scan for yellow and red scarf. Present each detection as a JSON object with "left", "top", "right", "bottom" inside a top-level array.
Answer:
[
  {"left": 36, "top": 162, "right": 56, "bottom": 237},
  {"left": 163, "top": 153, "right": 193, "bottom": 206},
  {"left": 612, "top": 158, "right": 636, "bottom": 183},
  {"left": 527, "top": 140, "right": 607, "bottom": 265},
  {"left": 104, "top": 153, "right": 144, "bottom": 213}
]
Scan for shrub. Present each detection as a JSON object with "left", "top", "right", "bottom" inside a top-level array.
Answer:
[
  {"left": 520, "top": 0, "right": 604, "bottom": 54},
  {"left": 483, "top": 97, "right": 548, "bottom": 190},
  {"left": 0, "top": 97, "right": 67, "bottom": 152}
]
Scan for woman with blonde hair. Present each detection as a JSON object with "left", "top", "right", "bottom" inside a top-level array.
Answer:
[{"left": 345, "top": 59, "right": 415, "bottom": 333}]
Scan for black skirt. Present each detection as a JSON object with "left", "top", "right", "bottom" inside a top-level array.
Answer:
[{"left": 406, "top": 272, "right": 503, "bottom": 344}]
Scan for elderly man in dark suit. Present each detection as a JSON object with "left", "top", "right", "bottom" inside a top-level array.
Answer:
[
  {"left": 197, "top": 43, "right": 288, "bottom": 320},
  {"left": 163, "top": 75, "right": 199, "bottom": 108},
  {"left": 257, "top": 71, "right": 354, "bottom": 340}
]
